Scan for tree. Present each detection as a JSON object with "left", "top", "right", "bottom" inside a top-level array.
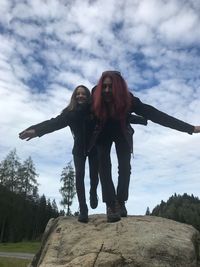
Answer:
[
  {"left": 151, "top": 193, "right": 200, "bottom": 232},
  {"left": 34, "top": 195, "right": 47, "bottom": 238},
  {"left": 0, "top": 149, "right": 61, "bottom": 241},
  {"left": 17, "top": 156, "right": 39, "bottom": 198},
  {"left": 59, "top": 161, "right": 76, "bottom": 216},
  {"left": 0, "top": 149, "right": 21, "bottom": 192},
  {"left": 145, "top": 207, "right": 150, "bottom": 215},
  {"left": 52, "top": 199, "right": 58, "bottom": 212},
  {"left": 51, "top": 199, "right": 59, "bottom": 218}
]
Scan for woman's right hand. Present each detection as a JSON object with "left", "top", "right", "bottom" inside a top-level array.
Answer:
[{"left": 19, "top": 129, "right": 37, "bottom": 141}]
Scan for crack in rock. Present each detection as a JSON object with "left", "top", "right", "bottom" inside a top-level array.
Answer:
[{"left": 92, "top": 243, "right": 104, "bottom": 267}]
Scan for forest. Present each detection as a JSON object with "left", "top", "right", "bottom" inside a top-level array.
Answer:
[
  {"left": 148, "top": 193, "right": 200, "bottom": 232},
  {"left": 0, "top": 149, "right": 75, "bottom": 242}
]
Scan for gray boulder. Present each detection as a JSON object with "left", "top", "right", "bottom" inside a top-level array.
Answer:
[{"left": 30, "top": 215, "right": 200, "bottom": 267}]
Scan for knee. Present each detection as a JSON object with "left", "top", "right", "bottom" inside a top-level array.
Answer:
[
  {"left": 76, "top": 171, "right": 85, "bottom": 181},
  {"left": 118, "top": 162, "right": 131, "bottom": 174}
]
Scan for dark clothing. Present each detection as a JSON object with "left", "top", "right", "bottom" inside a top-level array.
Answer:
[
  {"left": 73, "top": 148, "right": 98, "bottom": 210},
  {"left": 95, "top": 118, "right": 132, "bottom": 205},
  {"left": 129, "top": 114, "right": 147, "bottom": 125},
  {"left": 92, "top": 95, "right": 194, "bottom": 205},
  {"left": 28, "top": 104, "right": 147, "bottom": 209},
  {"left": 88, "top": 114, "right": 138, "bottom": 154},
  {"left": 30, "top": 104, "right": 94, "bottom": 156},
  {"left": 131, "top": 96, "right": 194, "bottom": 134},
  {"left": 94, "top": 114, "right": 146, "bottom": 204},
  {"left": 28, "top": 104, "right": 99, "bottom": 210},
  {"left": 97, "top": 127, "right": 131, "bottom": 205}
]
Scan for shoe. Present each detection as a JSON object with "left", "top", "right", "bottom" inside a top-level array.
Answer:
[
  {"left": 90, "top": 190, "right": 98, "bottom": 209},
  {"left": 78, "top": 206, "right": 88, "bottom": 223},
  {"left": 106, "top": 204, "right": 121, "bottom": 223},
  {"left": 117, "top": 201, "right": 128, "bottom": 217}
]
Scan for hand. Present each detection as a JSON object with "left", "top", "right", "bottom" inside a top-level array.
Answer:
[
  {"left": 19, "top": 129, "right": 37, "bottom": 141},
  {"left": 193, "top": 126, "right": 200, "bottom": 133}
]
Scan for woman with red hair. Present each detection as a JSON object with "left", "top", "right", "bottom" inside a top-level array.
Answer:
[
  {"left": 92, "top": 71, "right": 137, "bottom": 222},
  {"left": 92, "top": 70, "right": 200, "bottom": 223}
]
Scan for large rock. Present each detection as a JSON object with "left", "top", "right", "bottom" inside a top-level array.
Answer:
[{"left": 30, "top": 215, "right": 200, "bottom": 267}]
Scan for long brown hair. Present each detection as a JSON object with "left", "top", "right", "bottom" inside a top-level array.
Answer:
[
  {"left": 92, "top": 71, "right": 131, "bottom": 124},
  {"left": 62, "top": 85, "right": 91, "bottom": 113}
]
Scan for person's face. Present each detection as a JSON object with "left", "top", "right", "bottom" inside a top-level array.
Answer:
[
  {"left": 76, "top": 87, "right": 88, "bottom": 104},
  {"left": 102, "top": 76, "right": 112, "bottom": 103}
]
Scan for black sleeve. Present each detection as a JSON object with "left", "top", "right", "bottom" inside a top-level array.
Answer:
[
  {"left": 131, "top": 96, "right": 195, "bottom": 134},
  {"left": 129, "top": 114, "right": 148, "bottom": 125},
  {"left": 27, "top": 112, "right": 70, "bottom": 137}
]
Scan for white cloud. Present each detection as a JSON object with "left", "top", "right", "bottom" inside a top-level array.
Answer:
[{"left": 159, "top": 6, "right": 200, "bottom": 44}]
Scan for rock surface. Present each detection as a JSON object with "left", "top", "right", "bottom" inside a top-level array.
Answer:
[{"left": 30, "top": 215, "right": 200, "bottom": 267}]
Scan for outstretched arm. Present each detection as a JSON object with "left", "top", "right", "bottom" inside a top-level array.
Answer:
[
  {"left": 131, "top": 96, "right": 197, "bottom": 134},
  {"left": 19, "top": 111, "right": 70, "bottom": 141}
]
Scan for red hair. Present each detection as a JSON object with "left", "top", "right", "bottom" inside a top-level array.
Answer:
[{"left": 92, "top": 71, "right": 131, "bottom": 125}]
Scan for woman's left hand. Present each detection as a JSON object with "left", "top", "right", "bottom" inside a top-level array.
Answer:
[{"left": 194, "top": 126, "right": 200, "bottom": 133}]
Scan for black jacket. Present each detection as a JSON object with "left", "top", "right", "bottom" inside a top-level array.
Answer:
[
  {"left": 28, "top": 104, "right": 147, "bottom": 156},
  {"left": 28, "top": 104, "right": 94, "bottom": 156},
  {"left": 131, "top": 96, "right": 194, "bottom": 134},
  {"left": 88, "top": 95, "right": 194, "bottom": 153}
]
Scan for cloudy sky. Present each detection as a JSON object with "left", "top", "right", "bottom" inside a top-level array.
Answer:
[{"left": 0, "top": 0, "right": 200, "bottom": 216}]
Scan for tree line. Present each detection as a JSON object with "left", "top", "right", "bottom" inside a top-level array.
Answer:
[
  {"left": 146, "top": 193, "right": 200, "bottom": 232},
  {"left": 0, "top": 149, "right": 76, "bottom": 242}
]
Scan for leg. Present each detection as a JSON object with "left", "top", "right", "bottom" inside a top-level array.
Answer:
[
  {"left": 97, "top": 140, "right": 121, "bottom": 222},
  {"left": 88, "top": 147, "right": 99, "bottom": 192},
  {"left": 115, "top": 135, "right": 131, "bottom": 201},
  {"left": 73, "top": 154, "right": 88, "bottom": 223},
  {"left": 97, "top": 140, "right": 116, "bottom": 205},
  {"left": 88, "top": 147, "right": 99, "bottom": 209},
  {"left": 115, "top": 134, "right": 131, "bottom": 216}
]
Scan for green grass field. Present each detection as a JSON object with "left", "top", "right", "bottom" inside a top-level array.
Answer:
[
  {"left": 0, "top": 257, "right": 30, "bottom": 267},
  {"left": 0, "top": 241, "right": 41, "bottom": 267},
  {"left": 0, "top": 241, "right": 40, "bottom": 253}
]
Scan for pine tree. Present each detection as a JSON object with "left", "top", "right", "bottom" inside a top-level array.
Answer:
[
  {"left": 59, "top": 161, "right": 76, "bottom": 216},
  {"left": 17, "top": 156, "right": 39, "bottom": 198},
  {"left": 145, "top": 207, "right": 150, "bottom": 215},
  {"left": 51, "top": 199, "right": 59, "bottom": 217},
  {"left": 0, "top": 149, "right": 21, "bottom": 192},
  {"left": 35, "top": 195, "right": 47, "bottom": 237},
  {"left": 151, "top": 193, "right": 200, "bottom": 232},
  {"left": 0, "top": 150, "right": 63, "bottom": 241}
]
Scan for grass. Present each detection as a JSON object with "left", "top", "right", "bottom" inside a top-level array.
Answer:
[
  {"left": 0, "top": 241, "right": 40, "bottom": 253},
  {"left": 0, "top": 241, "right": 41, "bottom": 267},
  {"left": 0, "top": 257, "right": 30, "bottom": 267}
]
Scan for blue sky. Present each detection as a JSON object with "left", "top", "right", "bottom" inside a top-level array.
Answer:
[{"left": 0, "top": 0, "right": 200, "bottom": 215}]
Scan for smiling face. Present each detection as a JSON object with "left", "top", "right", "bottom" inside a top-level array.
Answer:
[
  {"left": 75, "top": 86, "right": 88, "bottom": 105},
  {"left": 102, "top": 76, "right": 113, "bottom": 103}
]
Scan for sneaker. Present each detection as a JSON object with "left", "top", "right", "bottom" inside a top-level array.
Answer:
[
  {"left": 117, "top": 201, "right": 128, "bottom": 217},
  {"left": 106, "top": 204, "right": 121, "bottom": 223},
  {"left": 78, "top": 207, "right": 88, "bottom": 223},
  {"left": 90, "top": 191, "right": 98, "bottom": 209}
]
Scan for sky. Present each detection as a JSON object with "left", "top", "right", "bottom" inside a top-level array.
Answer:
[{"left": 0, "top": 0, "right": 200, "bottom": 216}]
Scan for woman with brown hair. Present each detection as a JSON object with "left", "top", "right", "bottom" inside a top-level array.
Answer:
[
  {"left": 19, "top": 85, "right": 99, "bottom": 223},
  {"left": 92, "top": 70, "right": 200, "bottom": 223}
]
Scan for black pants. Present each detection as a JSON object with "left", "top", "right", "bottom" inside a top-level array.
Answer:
[
  {"left": 73, "top": 149, "right": 99, "bottom": 210},
  {"left": 97, "top": 133, "right": 131, "bottom": 206}
]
